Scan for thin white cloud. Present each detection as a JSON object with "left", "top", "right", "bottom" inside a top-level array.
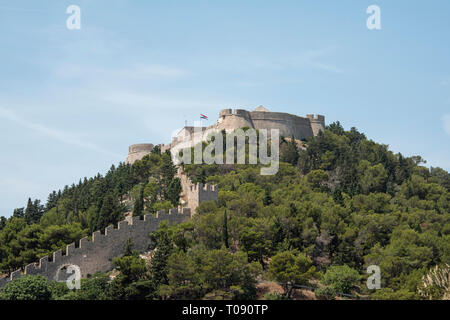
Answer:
[
  {"left": 0, "top": 6, "right": 48, "bottom": 12},
  {"left": 292, "top": 48, "right": 343, "bottom": 74},
  {"left": 236, "top": 81, "right": 264, "bottom": 88},
  {"left": 54, "top": 63, "right": 190, "bottom": 80},
  {"left": 100, "top": 91, "right": 225, "bottom": 110},
  {"left": 443, "top": 114, "right": 450, "bottom": 136},
  {"left": 132, "top": 64, "right": 190, "bottom": 78},
  {"left": 0, "top": 107, "right": 122, "bottom": 158},
  {"left": 203, "top": 47, "right": 342, "bottom": 74}
]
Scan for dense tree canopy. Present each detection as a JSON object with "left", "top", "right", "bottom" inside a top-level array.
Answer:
[{"left": 1, "top": 123, "right": 449, "bottom": 300}]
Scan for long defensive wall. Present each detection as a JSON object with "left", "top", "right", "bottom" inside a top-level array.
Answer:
[{"left": 0, "top": 208, "right": 191, "bottom": 288}]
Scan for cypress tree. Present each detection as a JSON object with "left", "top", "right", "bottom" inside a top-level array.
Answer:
[
  {"left": 24, "top": 198, "right": 33, "bottom": 224},
  {"left": 198, "top": 168, "right": 207, "bottom": 184},
  {"left": 166, "top": 178, "right": 181, "bottom": 207},
  {"left": 222, "top": 210, "right": 229, "bottom": 248},
  {"left": 150, "top": 232, "right": 172, "bottom": 287},
  {"left": 133, "top": 186, "right": 144, "bottom": 216},
  {"left": 98, "top": 193, "right": 121, "bottom": 230}
]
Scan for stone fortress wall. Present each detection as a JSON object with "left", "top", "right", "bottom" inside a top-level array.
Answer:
[
  {"left": 178, "top": 167, "right": 218, "bottom": 213},
  {"left": 0, "top": 208, "right": 192, "bottom": 288},
  {"left": 306, "top": 114, "right": 326, "bottom": 136},
  {"left": 0, "top": 105, "right": 324, "bottom": 287},
  {"left": 0, "top": 163, "right": 219, "bottom": 288},
  {"left": 126, "top": 106, "right": 325, "bottom": 165},
  {"left": 126, "top": 144, "right": 154, "bottom": 165},
  {"left": 0, "top": 109, "right": 232, "bottom": 287},
  {"left": 216, "top": 106, "right": 325, "bottom": 139},
  {"left": 0, "top": 106, "right": 323, "bottom": 288},
  {"left": 165, "top": 106, "right": 324, "bottom": 160}
]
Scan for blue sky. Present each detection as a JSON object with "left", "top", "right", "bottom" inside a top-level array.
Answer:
[{"left": 0, "top": 0, "right": 449, "bottom": 217}]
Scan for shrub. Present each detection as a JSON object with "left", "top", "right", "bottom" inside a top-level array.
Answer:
[
  {"left": 322, "top": 265, "right": 361, "bottom": 294},
  {"left": 0, "top": 275, "right": 52, "bottom": 300},
  {"left": 315, "top": 286, "right": 337, "bottom": 300}
]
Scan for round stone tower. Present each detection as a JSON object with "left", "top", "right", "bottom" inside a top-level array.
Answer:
[
  {"left": 217, "top": 109, "right": 254, "bottom": 131},
  {"left": 126, "top": 144, "right": 154, "bottom": 165}
]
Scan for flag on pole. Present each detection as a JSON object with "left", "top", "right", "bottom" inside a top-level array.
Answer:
[{"left": 200, "top": 114, "right": 208, "bottom": 120}]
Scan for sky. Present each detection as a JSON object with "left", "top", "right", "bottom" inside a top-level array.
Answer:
[{"left": 0, "top": 0, "right": 449, "bottom": 217}]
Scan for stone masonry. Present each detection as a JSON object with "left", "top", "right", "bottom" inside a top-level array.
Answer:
[
  {"left": 0, "top": 208, "right": 191, "bottom": 288},
  {"left": 177, "top": 167, "right": 218, "bottom": 213},
  {"left": 127, "top": 106, "right": 325, "bottom": 164}
]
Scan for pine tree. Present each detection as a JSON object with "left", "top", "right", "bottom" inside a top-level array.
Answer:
[
  {"left": 24, "top": 198, "right": 43, "bottom": 224},
  {"left": 46, "top": 191, "right": 58, "bottom": 210},
  {"left": 12, "top": 208, "right": 25, "bottom": 219}
]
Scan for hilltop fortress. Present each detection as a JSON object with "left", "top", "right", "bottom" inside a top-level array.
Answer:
[
  {"left": 126, "top": 106, "right": 326, "bottom": 164},
  {"left": 0, "top": 106, "right": 323, "bottom": 288}
]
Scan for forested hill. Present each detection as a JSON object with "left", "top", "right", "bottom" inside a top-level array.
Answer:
[
  {"left": 0, "top": 149, "right": 181, "bottom": 274},
  {"left": 0, "top": 122, "right": 449, "bottom": 300}
]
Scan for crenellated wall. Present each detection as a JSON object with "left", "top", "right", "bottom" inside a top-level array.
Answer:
[
  {"left": 306, "top": 114, "right": 326, "bottom": 136},
  {"left": 126, "top": 107, "right": 326, "bottom": 166},
  {"left": 216, "top": 107, "right": 325, "bottom": 141},
  {"left": 178, "top": 167, "right": 218, "bottom": 213},
  {"left": 0, "top": 208, "right": 191, "bottom": 288}
]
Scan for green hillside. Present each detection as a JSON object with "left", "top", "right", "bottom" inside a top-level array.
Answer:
[{"left": 0, "top": 122, "right": 449, "bottom": 300}]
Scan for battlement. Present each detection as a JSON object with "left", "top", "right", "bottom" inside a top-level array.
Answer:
[
  {"left": 130, "top": 107, "right": 326, "bottom": 165},
  {"left": 233, "top": 109, "right": 251, "bottom": 117},
  {"left": 0, "top": 207, "right": 191, "bottom": 288},
  {"left": 219, "top": 109, "right": 232, "bottom": 117},
  {"left": 306, "top": 114, "right": 325, "bottom": 122},
  {"left": 128, "top": 144, "right": 154, "bottom": 154},
  {"left": 306, "top": 114, "right": 325, "bottom": 136},
  {"left": 177, "top": 166, "right": 218, "bottom": 212},
  {"left": 219, "top": 108, "right": 253, "bottom": 118},
  {"left": 160, "top": 143, "right": 171, "bottom": 153},
  {"left": 186, "top": 181, "right": 218, "bottom": 208},
  {"left": 189, "top": 183, "right": 218, "bottom": 193}
]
